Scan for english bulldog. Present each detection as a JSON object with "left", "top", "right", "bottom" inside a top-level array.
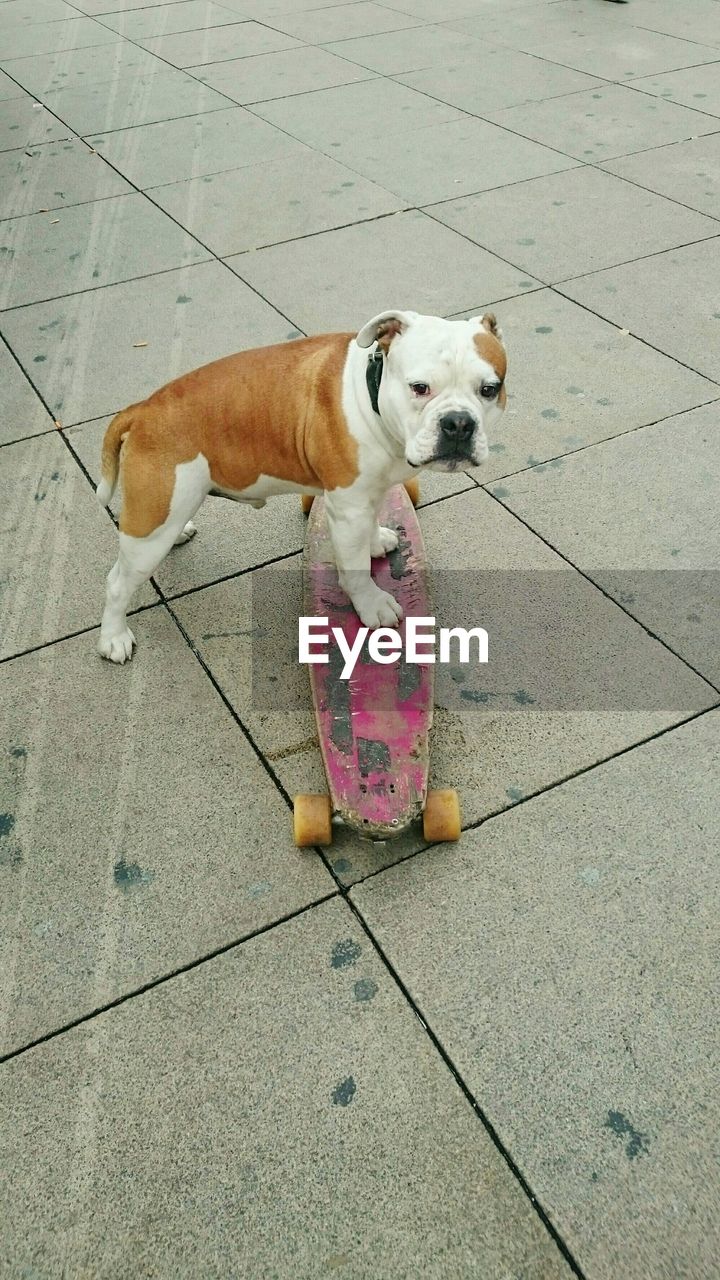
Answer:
[{"left": 96, "top": 308, "right": 507, "bottom": 662}]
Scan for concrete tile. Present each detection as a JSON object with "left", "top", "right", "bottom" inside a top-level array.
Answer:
[
  {"left": 0, "top": 612, "right": 334, "bottom": 1055},
  {"left": 395, "top": 46, "right": 603, "bottom": 115},
  {"left": 152, "top": 150, "right": 408, "bottom": 255},
  {"left": 601, "top": 134, "right": 720, "bottom": 220},
  {"left": 0, "top": 0, "right": 81, "bottom": 26},
  {"left": 351, "top": 709, "right": 720, "bottom": 1279},
  {"left": 431, "top": 166, "right": 720, "bottom": 283},
  {"left": 178, "top": 488, "right": 714, "bottom": 885},
  {"left": 639, "top": 0, "right": 720, "bottom": 45},
  {"left": 0, "top": 342, "right": 54, "bottom": 445},
  {"left": 547, "top": 0, "right": 720, "bottom": 49},
  {"left": 0, "top": 68, "right": 30, "bottom": 101},
  {"left": 487, "top": 403, "right": 720, "bottom": 685},
  {"left": 0, "top": 193, "right": 209, "bottom": 311},
  {"left": 412, "top": 468, "right": 477, "bottom": 504},
  {"left": 0, "top": 16, "right": 120, "bottom": 60},
  {"left": 388, "top": 0, "right": 557, "bottom": 14},
  {"left": 448, "top": 289, "right": 717, "bottom": 484},
  {"left": 252, "top": 75, "right": 464, "bottom": 149},
  {"left": 194, "top": 46, "right": 373, "bottom": 106},
  {"left": 328, "top": 116, "right": 579, "bottom": 205},
  {"left": 40, "top": 68, "right": 233, "bottom": 135},
  {"left": 0, "top": 261, "right": 293, "bottom": 425},
  {"left": 68, "top": 415, "right": 307, "bottom": 593},
  {"left": 0, "top": 432, "right": 157, "bottom": 662},
  {"left": 1, "top": 42, "right": 165, "bottom": 97},
  {"left": 72, "top": 0, "right": 243, "bottom": 10},
  {"left": 229, "top": 210, "right": 541, "bottom": 333},
  {"left": 173, "top": 554, "right": 314, "bottom": 780},
  {"left": 448, "top": 2, "right": 634, "bottom": 45},
  {"left": 630, "top": 63, "right": 720, "bottom": 118},
  {"left": 456, "top": 10, "right": 720, "bottom": 79},
  {"left": 558, "top": 239, "right": 720, "bottom": 383},
  {"left": 325, "top": 24, "right": 492, "bottom": 75},
  {"left": 635, "top": 0, "right": 720, "bottom": 46},
  {"left": 0, "top": 139, "right": 131, "bottom": 222},
  {"left": 0, "top": 96, "right": 71, "bottom": 153},
  {"left": 0, "top": 899, "right": 576, "bottom": 1278},
  {"left": 141, "top": 20, "right": 302, "bottom": 69},
  {"left": 268, "top": 2, "right": 422, "bottom": 43},
  {"left": 97, "top": 0, "right": 259, "bottom": 40},
  {"left": 87, "top": 107, "right": 306, "bottom": 190},
  {"left": 486, "top": 84, "right": 720, "bottom": 164},
  {"left": 236, "top": 0, "right": 400, "bottom": 12},
  {"left": 400, "top": 485, "right": 712, "bottom": 836}
]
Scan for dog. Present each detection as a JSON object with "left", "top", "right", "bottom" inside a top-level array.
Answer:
[{"left": 96, "top": 308, "right": 507, "bottom": 663}]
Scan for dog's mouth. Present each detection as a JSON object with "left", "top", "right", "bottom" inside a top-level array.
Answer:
[
  {"left": 413, "top": 446, "right": 485, "bottom": 470},
  {"left": 407, "top": 425, "right": 488, "bottom": 471},
  {"left": 407, "top": 452, "right": 482, "bottom": 470}
]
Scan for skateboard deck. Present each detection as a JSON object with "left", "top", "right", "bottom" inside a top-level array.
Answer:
[{"left": 304, "top": 484, "right": 434, "bottom": 841}]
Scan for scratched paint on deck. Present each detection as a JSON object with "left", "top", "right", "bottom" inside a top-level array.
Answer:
[{"left": 305, "top": 485, "right": 433, "bottom": 840}]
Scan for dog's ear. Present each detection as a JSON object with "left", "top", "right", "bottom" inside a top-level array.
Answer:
[
  {"left": 472, "top": 312, "right": 504, "bottom": 343},
  {"left": 356, "top": 310, "right": 418, "bottom": 351}
]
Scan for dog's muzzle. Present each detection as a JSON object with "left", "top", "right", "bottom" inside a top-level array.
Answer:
[{"left": 431, "top": 410, "right": 481, "bottom": 465}]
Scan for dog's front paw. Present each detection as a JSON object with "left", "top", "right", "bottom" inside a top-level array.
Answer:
[
  {"left": 355, "top": 588, "right": 403, "bottom": 629},
  {"left": 370, "top": 525, "right": 399, "bottom": 557},
  {"left": 98, "top": 627, "right": 136, "bottom": 664}
]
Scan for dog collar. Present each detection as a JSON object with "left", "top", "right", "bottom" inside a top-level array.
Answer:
[{"left": 366, "top": 347, "right": 383, "bottom": 416}]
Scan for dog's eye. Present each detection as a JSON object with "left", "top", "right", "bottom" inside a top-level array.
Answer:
[
  {"left": 410, "top": 382, "right": 431, "bottom": 397},
  {"left": 480, "top": 383, "right": 500, "bottom": 399}
]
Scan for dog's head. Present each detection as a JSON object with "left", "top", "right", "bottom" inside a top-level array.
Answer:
[{"left": 356, "top": 309, "right": 506, "bottom": 471}]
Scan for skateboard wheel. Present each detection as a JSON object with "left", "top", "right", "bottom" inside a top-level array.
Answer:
[
  {"left": 301, "top": 495, "right": 314, "bottom": 516},
  {"left": 293, "top": 794, "right": 332, "bottom": 847},
  {"left": 423, "top": 789, "right": 461, "bottom": 843},
  {"left": 404, "top": 479, "right": 420, "bottom": 507}
]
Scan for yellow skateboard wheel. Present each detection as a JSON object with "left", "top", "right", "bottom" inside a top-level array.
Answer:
[
  {"left": 422, "top": 789, "right": 461, "bottom": 842},
  {"left": 293, "top": 794, "right": 333, "bottom": 847}
]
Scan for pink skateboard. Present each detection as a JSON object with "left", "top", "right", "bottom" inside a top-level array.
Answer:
[{"left": 293, "top": 482, "right": 461, "bottom": 848}]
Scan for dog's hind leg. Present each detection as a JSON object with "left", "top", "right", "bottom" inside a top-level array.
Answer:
[
  {"left": 98, "top": 549, "right": 150, "bottom": 664},
  {"left": 98, "top": 456, "right": 209, "bottom": 663},
  {"left": 174, "top": 520, "right": 198, "bottom": 545}
]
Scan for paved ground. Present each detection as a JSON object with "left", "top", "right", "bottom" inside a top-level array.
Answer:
[{"left": 1, "top": 0, "right": 719, "bottom": 1275}]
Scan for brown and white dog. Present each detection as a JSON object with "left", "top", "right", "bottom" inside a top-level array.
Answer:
[{"left": 97, "top": 308, "right": 507, "bottom": 662}]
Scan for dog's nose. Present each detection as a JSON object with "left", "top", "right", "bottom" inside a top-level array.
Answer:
[{"left": 438, "top": 411, "right": 476, "bottom": 442}]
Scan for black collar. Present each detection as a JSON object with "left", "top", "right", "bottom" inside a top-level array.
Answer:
[{"left": 366, "top": 347, "right": 383, "bottom": 416}]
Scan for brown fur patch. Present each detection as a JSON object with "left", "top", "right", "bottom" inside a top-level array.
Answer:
[
  {"left": 101, "top": 334, "right": 360, "bottom": 538},
  {"left": 474, "top": 329, "right": 507, "bottom": 384},
  {"left": 375, "top": 317, "right": 404, "bottom": 352}
]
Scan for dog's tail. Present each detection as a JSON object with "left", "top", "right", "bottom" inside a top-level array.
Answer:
[{"left": 97, "top": 409, "right": 132, "bottom": 508}]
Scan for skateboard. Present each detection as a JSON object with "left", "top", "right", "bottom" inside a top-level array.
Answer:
[{"left": 293, "top": 480, "right": 461, "bottom": 847}]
